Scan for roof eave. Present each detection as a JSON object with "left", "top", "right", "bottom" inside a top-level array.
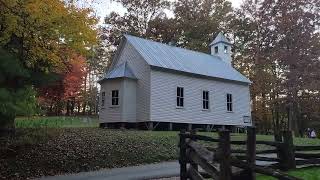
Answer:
[
  {"left": 209, "top": 41, "right": 233, "bottom": 46},
  {"left": 150, "top": 65, "right": 251, "bottom": 85},
  {"left": 97, "top": 76, "right": 137, "bottom": 84}
]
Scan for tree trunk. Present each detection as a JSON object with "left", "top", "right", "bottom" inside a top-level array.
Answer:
[
  {"left": 66, "top": 100, "right": 70, "bottom": 116},
  {"left": 292, "top": 101, "right": 301, "bottom": 137},
  {"left": 89, "top": 104, "right": 92, "bottom": 115},
  {"left": 82, "top": 103, "right": 86, "bottom": 115},
  {"left": 71, "top": 98, "right": 75, "bottom": 116},
  {"left": 82, "top": 71, "right": 88, "bottom": 115},
  {"left": 49, "top": 102, "right": 53, "bottom": 114},
  {"left": 0, "top": 113, "right": 16, "bottom": 136},
  {"left": 77, "top": 102, "right": 81, "bottom": 114}
]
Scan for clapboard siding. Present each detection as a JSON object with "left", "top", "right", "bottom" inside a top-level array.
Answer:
[
  {"left": 99, "top": 79, "right": 123, "bottom": 123},
  {"left": 112, "top": 41, "right": 150, "bottom": 122},
  {"left": 150, "top": 69, "right": 251, "bottom": 125},
  {"left": 121, "top": 79, "right": 137, "bottom": 122}
]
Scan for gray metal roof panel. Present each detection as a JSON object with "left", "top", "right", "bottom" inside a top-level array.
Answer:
[
  {"left": 98, "top": 62, "right": 137, "bottom": 82},
  {"left": 124, "top": 35, "right": 250, "bottom": 84}
]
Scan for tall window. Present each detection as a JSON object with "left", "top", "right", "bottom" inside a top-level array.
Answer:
[
  {"left": 111, "top": 90, "right": 119, "bottom": 106},
  {"left": 224, "top": 46, "right": 228, "bottom": 53},
  {"left": 214, "top": 46, "right": 218, "bottom": 53},
  {"left": 227, "top": 93, "right": 233, "bottom": 112},
  {"left": 177, "top": 87, "right": 184, "bottom": 107},
  {"left": 202, "top": 91, "right": 209, "bottom": 110},
  {"left": 101, "top": 92, "right": 105, "bottom": 107}
]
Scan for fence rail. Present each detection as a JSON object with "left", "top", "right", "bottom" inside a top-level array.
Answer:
[
  {"left": 295, "top": 145, "right": 320, "bottom": 151},
  {"left": 179, "top": 127, "right": 320, "bottom": 180}
]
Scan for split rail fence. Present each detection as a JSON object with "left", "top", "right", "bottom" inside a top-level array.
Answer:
[{"left": 179, "top": 127, "right": 320, "bottom": 180}]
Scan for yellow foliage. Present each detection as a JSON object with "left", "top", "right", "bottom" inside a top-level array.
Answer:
[{"left": 0, "top": 0, "right": 98, "bottom": 72}]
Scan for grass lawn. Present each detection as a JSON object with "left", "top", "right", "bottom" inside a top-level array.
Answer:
[
  {"left": 15, "top": 116, "right": 99, "bottom": 128},
  {"left": 1, "top": 117, "right": 320, "bottom": 179},
  {"left": 257, "top": 167, "right": 320, "bottom": 180}
]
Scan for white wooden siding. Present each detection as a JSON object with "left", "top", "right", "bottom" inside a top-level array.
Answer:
[
  {"left": 150, "top": 69, "right": 251, "bottom": 125},
  {"left": 111, "top": 41, "right": 151, "bottom": 122},
  {"left": 99, "top": 79, "right": 123, "bottom": 123},
  {"left": 121, "top": 79, "right": 137, "bottom": 122}
]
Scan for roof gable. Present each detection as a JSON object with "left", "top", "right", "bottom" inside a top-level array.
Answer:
[
  {"left": 124, "top": 34, "right": 250, "bottom": 84},
  {"left": 98, "top": 62, "right": 137, "bottom": 83},
  {"left": 209, "top": 32, "right": 232, "bottom": 46}
]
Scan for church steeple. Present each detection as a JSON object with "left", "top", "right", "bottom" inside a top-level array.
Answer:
[{"left": 209, "top": 32, "right": 232, "bottom": 65}]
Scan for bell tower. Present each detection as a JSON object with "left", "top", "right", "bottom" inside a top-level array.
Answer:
[{"left": 209, "top": 32, "right": 232, "bottom": 65}]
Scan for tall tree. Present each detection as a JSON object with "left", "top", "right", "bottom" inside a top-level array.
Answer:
[
  {"left": 0, "top": 0, "right": 98, "bottom": 129},
  {"left": 232, "top": 0, "right": 320, "bottom": 135},
  {"left": 103, "top": 0, "right": 234, "bottom": 64},
  {"left": 104, "top": 0, "right": 171, "bottom": 48},
  {"left": 231, "top": 0, "right": 278, "bottom": 133},
  {"left": 0, "top": 49, "right": 37, "bottom": 129},
  {"left": 173, "top": 0, "right": 233, "bottom": 52},
  {"left": 37, "top": 52, "right": 87, "bottom": 116},
  {"left": 63, "top": 53, "right": 87, "bottom": 116},
  {"left": 272, "top": 0, "right": 320, "bottom": 135}
]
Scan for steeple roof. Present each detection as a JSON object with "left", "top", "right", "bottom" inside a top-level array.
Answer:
[{"left": 209, "top": 32, "right": 232, "bottom": 46}]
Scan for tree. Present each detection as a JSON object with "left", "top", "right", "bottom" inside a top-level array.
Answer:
[
  {"left": 37, "top": 52, "right": 87, "bottom": 116},
  {"left": 0, "top": 49, "right": 37, "bottom": 129},
  {"left": 173, "top": 0, "right": 233, "bottom": 52},
  {"left": 272, "top": 0, "right": 320, "bottom": 135},
  {"left": 232, "top": 0, "right": 320, "bottom": 135},
  {"left": 63, "top": 53, "right": 87, "bottom": 116},
  {"left": 37, "top": 74, "right": 65, "bottom": 115},
  {"left": 230, "top": 0, "right": 279, "bottom": 133},
  {"left": 0, "top": 0, "right": 98, "bottom": 129},
  {"left": 103, "top": 0, "right": 234, "bottom": 63},
  {"left": 104, "top": 0, "right": 171, "bottom": 47}
]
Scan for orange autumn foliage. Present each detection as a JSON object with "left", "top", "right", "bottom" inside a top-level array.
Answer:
[
  {"left": 37, "top": 53, "right": 87, "bottom": 114},
  {"left": 63, "top": 54, "right": 87, "bottom": 101}
]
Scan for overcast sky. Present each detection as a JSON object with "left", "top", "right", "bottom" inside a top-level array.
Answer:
[{"left": 90, "top": 0, "right": 243, "bottom": 24}]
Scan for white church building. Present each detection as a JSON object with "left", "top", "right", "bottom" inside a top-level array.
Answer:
[{"left": 98, "top": 32, "right": 252, "bottom": 130}]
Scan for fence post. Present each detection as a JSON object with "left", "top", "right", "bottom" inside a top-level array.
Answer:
[
  {"left": 275, "top": 130, "right": 283, "bottom": 170},
  {"left": 190, "top": 129, "right": 198, "bottom": 171},
  {"left": 219, "top": 129, "right": 232, "bottom": 180},
  {"left": 247, "top": 127, "right": 256, "bottom": 180},
  {"left": 281, "top": 130, "right": 296, "bottom": 170},
  {"left": 179, "top": 129, "right": 187, "bottom": 180}
]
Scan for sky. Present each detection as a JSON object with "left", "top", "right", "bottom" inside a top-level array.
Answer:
[{"left": 89, "top": 0, "right": 243, "bottom": 24}]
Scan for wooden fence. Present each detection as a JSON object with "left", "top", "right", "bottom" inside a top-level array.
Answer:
[{"left": 179, "top": 127, "right": 320, "bottom": 180}]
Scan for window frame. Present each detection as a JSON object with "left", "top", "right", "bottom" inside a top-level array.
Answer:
[
  {"left": 214, "top": 46, "right": 218, "bottom": 53},
  {"left": 176, "top": 87, "right": 184, "bottom": 108},
  {"left": 243, "top": 116, "right": 251, "bottom": 123},
  {"left": 111, "top": 90, "right": 119, "bottom": 107},
  {"left": 224, "top": 45, "right": 228, "bottom": 54},
  {"left": 226, "top": 93, "right": 233, "bottom": 112},
  {"left": 202, "top": 90, "right": 209, "bottom": 110},
  {"left": 101, "top": 91, "right": 105, "bottom": 108}
]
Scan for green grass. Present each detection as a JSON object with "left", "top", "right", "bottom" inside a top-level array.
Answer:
[
  {"left": 193, "top": 132, "right": 320, "bottom": 152},
  {"left": 257, "top": 167, "right": 320, "bottom": 180},
  {"left": 15, "top": 116, "right": 99, "bottom": 128}
]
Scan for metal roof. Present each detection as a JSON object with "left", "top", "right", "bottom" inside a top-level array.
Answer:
[
  {"left": 124, "top": 35, "right": 250, "bottom": 84},
  {"left": 209, "top": 32, "right": 232, "bottom": 46},
  {"left": 98, "top": 62, "right": 137, "bottom": 83}
]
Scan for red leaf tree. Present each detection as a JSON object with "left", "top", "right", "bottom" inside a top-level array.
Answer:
[{"left": 38, "top": 53, "right": 87, "bottom": 116}]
